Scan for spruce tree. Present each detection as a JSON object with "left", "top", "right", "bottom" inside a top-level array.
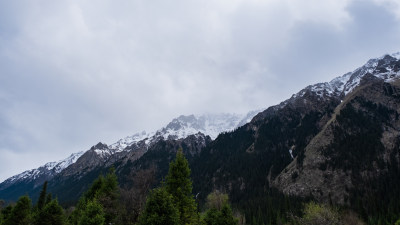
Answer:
[
  {"left": 138, "top": 187, "right": 179, "bottom": 225},
  {"left": 37, "top": 181, "right": 48, "bottom": 210},
  {"left": 36, "top": 199, "right": 65, "bottom": 225},
  {"left": 97, "top": 167, "right": 120, "bottom": 224},
  {"left": 166, "top": 149, "right": 198, "bottom": 225},
  {"left": 69, "top": 168, "right": 120, "bottom": 225},
  {"left": 4, "top": 195, "right": 32, "bottom": 225}
]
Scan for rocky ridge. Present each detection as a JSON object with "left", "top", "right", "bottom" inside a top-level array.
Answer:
[{"left": 0, "top": 111, "right": 261, "bottom": 187}]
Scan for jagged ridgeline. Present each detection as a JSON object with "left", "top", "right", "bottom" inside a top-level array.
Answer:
[
  {"left": 1, "top": 52, "right": 400, "bottom": 224},
  {"left": 0, "top": 113, "right": 258, "bottom": 203}
]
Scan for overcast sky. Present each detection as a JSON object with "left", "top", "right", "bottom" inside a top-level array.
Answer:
[{"left": 1, "top": 0, "right": 400, "bottom": 182}]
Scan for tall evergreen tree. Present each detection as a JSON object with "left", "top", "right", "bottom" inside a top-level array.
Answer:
[
  {"left": 36, "top": 199, "right": 65, "bottom": 225},
  {"left": 69, "top": 168, "right": 120, "bottom": 225},
  {"left": 37, "top": 181, "right": 48, "bottom": 210},
  {"left": 138, "top": 187, "right": 179, "bottom": 225},
  {"left": 165, "top": 149, "right": 198, "bottom": 225},
  {"left": 97, "top": 167, "right": 120, "bottom": 225},
  {"left": 4, "top": 195, "right": 32, "bottom": 225}
]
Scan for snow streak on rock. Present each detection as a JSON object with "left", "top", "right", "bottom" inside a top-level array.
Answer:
[
  {"left": 105, "top": 112, "right": 262, "bottom": 155},
  {"left": 3, "top": 151, "right": 84, "bottom": 183},
  {"left": 291, "top": 52, "right": 400, "bottom": 100}
]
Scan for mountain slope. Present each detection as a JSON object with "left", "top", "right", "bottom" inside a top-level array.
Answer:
[
  {"left": 47, "top": 133, "right": 212, "bottom": 204},
  {"left": 189, "top": 52, "right": 400, "bottom": 223},
  {"left": 0, "top": 112, "right": 260, "bottom": 202},
  {"left": 0, "top": 152, "right": 83, "bottom": 191},
  {"left": 274, "top": 75, "right": 400, "bottom": 208}
]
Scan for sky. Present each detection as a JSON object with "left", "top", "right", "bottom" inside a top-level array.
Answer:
[{"left": 1, "top": 0, "right": 400, "bottom": 182}]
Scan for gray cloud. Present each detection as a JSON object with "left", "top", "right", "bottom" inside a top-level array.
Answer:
[{"left": 1, "top": 0, "right": 400, "bottom": 181}]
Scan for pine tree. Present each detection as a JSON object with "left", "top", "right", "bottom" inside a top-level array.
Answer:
[
  {"left": 166, "top": 149, "right": 198, "bottom": 225},
  {"left": 69, "top": 168, "right": 120, "bottom": 225},
  {"left": 138, "top": 187, "right": 179, "bottom": 225},
  {"left": 78, "top": 200, "right": 105, "bottom": 225},
  {"left": 36, "top": 199, "right": 65, "bottom": 225},
  {"left": 37, "top": 181, "right": 48, "bottom": 210},
  {"left": 4, "top": 195, "right": 32, "bottom": 225},
  {"left": 97, "top": 167, "right": 120, "bottom": 225}
]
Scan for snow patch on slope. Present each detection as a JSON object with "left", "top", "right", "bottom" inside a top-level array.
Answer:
[
  {"left": 292, "top": 52, "right": 400, "bottom": 100},
  {"left": 105, "top": 111, "right": 262, "bottom": 155},
  {"left": 392, "top": 52, "right": 400, "bottom": 60},
  {"left": 45, "top": 151, "right": 85, "bottom": 173},
  {"left": 5, "top": 151, "right": 84, "bottom": 183}
]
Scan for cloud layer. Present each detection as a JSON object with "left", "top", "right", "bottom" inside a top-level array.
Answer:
[{"left": 1, "top": 0, "right": 400, "bottom": 181}]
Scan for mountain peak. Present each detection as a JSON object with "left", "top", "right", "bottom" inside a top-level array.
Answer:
[
  {"left": 108, "top": 111, "right": 262, "bottom": 154},
  {"left": 90, "top": 142, "right": 109, "bottom": 150},
  {"left": 290, "top": 52, "right": 400, "bottom": 102},
  {"left": 0, "top": 151, "right": 84, "bottom": 185}
]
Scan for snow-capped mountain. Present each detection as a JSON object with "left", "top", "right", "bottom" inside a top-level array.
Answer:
[
  {"left": 0, "top": 111, "right": 261, "bottom": 185},
  {"left": 292, "top": 52, "right": 400, "bottom": 100},
  {"left": 252, "top": 52, "right": 400, "bottom": 123},
  {"left": 0, "top": 151, "right": 84, "bottom": 190},
  {"left": 107, "top": 112, "right": 261, "bottom": 154}
]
